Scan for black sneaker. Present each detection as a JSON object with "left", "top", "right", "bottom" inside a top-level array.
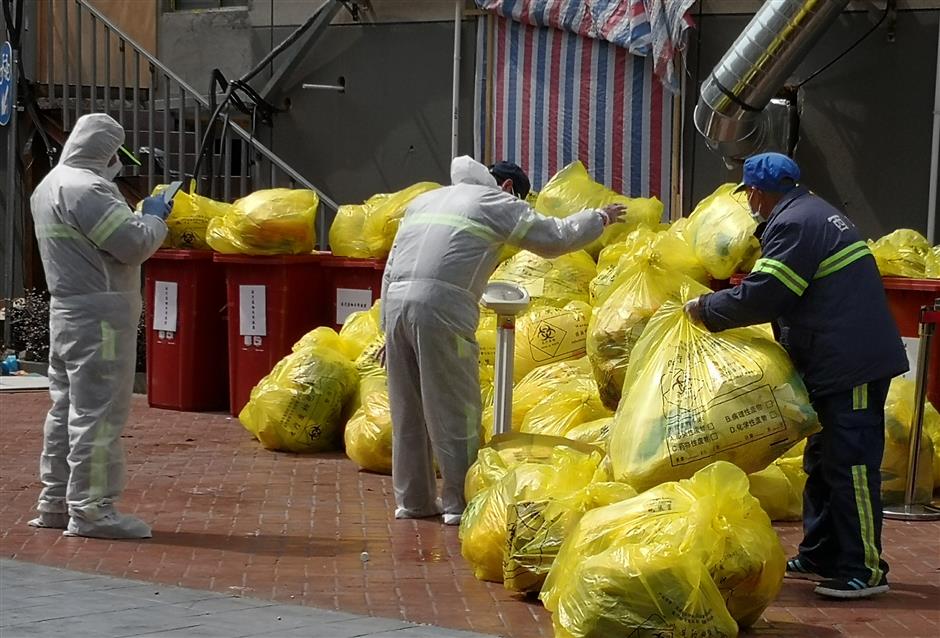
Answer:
[
  {"left": 815, "top": 576, "right": 889, "bottom": 600},
  {"left": 785, "top": 557, "right": 826, "bottom": 582}
]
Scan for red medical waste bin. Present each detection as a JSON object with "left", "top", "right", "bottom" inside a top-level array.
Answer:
[
  {"left": 215, "top": 253, "right": 329, "bottom": 416},
  {"left": 145, "top": 249, "right": 229, "bottom": 411},
  {"left": 882, "top": 277, "right": 940, "bottom": 409},
  {"left": 322, "top": 256, "right": 386, "bottom": 331}
]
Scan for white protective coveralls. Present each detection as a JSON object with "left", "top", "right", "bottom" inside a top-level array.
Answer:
[
  {"left": 29, "top": 113, "right": 167, "bottom": 538},
  {"left": 382, "top": 156, "right": 607, "bottom": 524}
]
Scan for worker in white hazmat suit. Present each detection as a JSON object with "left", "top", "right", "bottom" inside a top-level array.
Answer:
[
  {"left": 28, "top": 113, "right": 170, "bottom": 539},
  {"left": 382, "top": 156, "right": 625, "bottom": 525}
]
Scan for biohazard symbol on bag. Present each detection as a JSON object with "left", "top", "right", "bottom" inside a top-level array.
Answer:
[{"left": 528, "top": 318, "right": 583, "bottom": 362}]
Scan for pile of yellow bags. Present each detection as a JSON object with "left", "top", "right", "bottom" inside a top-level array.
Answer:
[
  {"left": 207, "top": 188, "right": 320, "bottom": 255},
  {"left": 534, "top": 161, "right": 663, "bottom": 258},
  {"left": 541, "top": 462, "right": 785, "bottom": 638},
  {"left": 870, "top": 229, "right": 933, "bottom": 278},
  {"left": 608, "top": 290, "right": 820, "bottom": 491},
  {"left": 519, "top": 375, "right": 612, "bottom": 439},
  {"left": 459, "top": 434, "right": 616, "bottom": 583},
  {"left": 685, "top": 183, "right": 760, "bottom": 280},
  {"left": 329, "top": 182, "right": 440, "bottom": 259},
  {"left": 240, "top": 327, "right": 358, "bottom": 453}
]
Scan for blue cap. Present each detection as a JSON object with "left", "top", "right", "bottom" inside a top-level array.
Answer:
[{"left": 734, "top": 152, "right": 800, "bottom": 194}]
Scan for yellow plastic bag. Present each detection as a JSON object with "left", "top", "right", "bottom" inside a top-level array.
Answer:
[
  {"left": 926, "top": 246, "right": 940, "bottom": 279},
  {"left": 480, "top": 358, "right": 593, "bottom": 443},
  {"left": 514, "top": 301, "right": 591, "bottom": 383},
  {"left": 345, "top": 382, "right": 393, "bottom": 475},
  {"left": 240, "top": 327, "right": 358, "bottom": 453},
  {"left": 686, "top": 183, "right": 761, "bottom": 280},
  {"left": 534, "top": 161, "right": 663, "bottom": 258},
  {"left": 748, "top": 454, "right": 807, "bottom": 521},
  {"left": 162, "top": 188, "right": 232, "bottom": 250},
  {"left": 490, "top": 250, "right": 596, "bottom": 308},
  {"left": 588, "top": 258, "right": 694, "bottom": 411},
  {"left": 541, "top": 461, "right": 785, "bottom": 638},
  {"left": 870, "top": 229, "right": 931, "bottom": 278},
  {"left": 504, "top": 480, "right": 636, "bottom": 593},
  {"left": 609, "top": 292, "right": 820, "bottom": 492},
  {"left": 591, "top": 226, "right": 708, "bottom": 306},
  {"left": 337, "top": 301, "right": 383, "bottom": 361},
  {"left": 329, "top": 182, "right": 440, "bottom": 258},
  {"left": 459, "top": 434, "right": 606, "bottom": 582},
  {"left": 882, "top": 378, "right": 936, "bottom": 503},
  {"left": 565, "top": 417, "right": 612, "bottom": 451},
  {"left": 207, "top": 188, "right": 319, "bottom": 255},
  {"left": 519, "top": 376, "right": 612, "bottom": 438}
]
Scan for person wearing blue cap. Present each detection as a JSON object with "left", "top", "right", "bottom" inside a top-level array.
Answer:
[{"left": 685, "top": 152, "right": 907, "bottom": 600}]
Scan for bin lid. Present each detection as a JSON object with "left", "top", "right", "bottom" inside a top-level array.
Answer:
[
  {"left": 212, "top": 252, "right": 328, "bottom": 265},
  {"left": 882, "top": 276, "right": 940, "bottom": 292},
  {"left": 151, "top": 249, "right": 215, "bottom": 261},
  {"left": 322, "top": 254, "right": 387, "bottom": 269}
]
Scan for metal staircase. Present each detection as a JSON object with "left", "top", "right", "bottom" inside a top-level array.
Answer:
[{"left": 32, "top": 0, "right": 337, "bottom": 210}]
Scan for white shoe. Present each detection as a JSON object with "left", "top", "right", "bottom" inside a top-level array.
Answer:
[
  {"left": 395, "top": 497, "right": 443, "bottom": 520},
  {"left": 27, "top": 512, "right": 69, "bottom": 529},
  {"left": 64, "top": 512, "right": 152, "bottom": 539},
  {"left": 443, "top": 513, "right": 462, "bottom": 526}
]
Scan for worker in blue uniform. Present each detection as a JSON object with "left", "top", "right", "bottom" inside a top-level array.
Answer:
[{"left": 685, "top": 152, "right": 907, "bottom": 600}]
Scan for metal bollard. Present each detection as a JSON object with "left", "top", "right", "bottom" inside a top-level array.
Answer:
[{"left": 884, "top": 301, "right": 940, "bottom": 521}]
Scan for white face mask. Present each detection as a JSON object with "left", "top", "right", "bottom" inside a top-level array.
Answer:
[{"left": 104, "top": 155, "right": 122, "bottom": 181}]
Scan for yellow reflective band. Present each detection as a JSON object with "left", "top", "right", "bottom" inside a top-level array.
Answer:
[
  {"left": 402, "top": 213, "right": 499, "bottom": 243},
  {"left": 851, "top": 465, "right": 884, "bottom": 586},
  {"left": 853, "top": 384, "right": 869, "bottom": 410},
  {"left": 88, "top": 207, "right": 131, "bottom": 245},
  {"left": 34, "top": 223, "right": 84, "bottom": 240},
  {"left": 753, "top": 258, "right": 808, "bottom": 296},
  {"left": 100, "top": 321, "right": 117, "bottom": 361},
  {"left": 814, "top": 241, "right": 872, "bottom": 279}
]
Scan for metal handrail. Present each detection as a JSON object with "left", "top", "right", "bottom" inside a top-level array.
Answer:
[{"left": 44, "top": 0, "right": 337, "bottom": 210}]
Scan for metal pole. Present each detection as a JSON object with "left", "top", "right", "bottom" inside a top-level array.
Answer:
[
  {"left": 926, "top": 18, "right": 940, "bottom": 243},
  {"left": 492, "top": 314, "right": 516, "bottom": 436},
  {"left": 884, "top": 302, "right": 940, "bottom": 521},
  {"left": 451, "top": 0, "right": 461, "bottom": 159},
  {"left": 3, "top": 44, "right": 18, "bottom": 349}
]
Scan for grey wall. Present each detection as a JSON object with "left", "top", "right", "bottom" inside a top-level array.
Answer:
[
  {"left": 267, "top": 20, "right": 478, "bottom": 208},
  {"left": 684, "top": 9, "right": 940, "bottom": 242}
]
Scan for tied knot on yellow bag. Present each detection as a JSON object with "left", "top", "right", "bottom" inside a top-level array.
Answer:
[{"left": 686, "top": 183, "right": 761, "bottom": 280}]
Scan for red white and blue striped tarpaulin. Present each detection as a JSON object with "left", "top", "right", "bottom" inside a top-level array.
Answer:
[{"left": 474, "top": 14, "right": 676, "bottom": 211}]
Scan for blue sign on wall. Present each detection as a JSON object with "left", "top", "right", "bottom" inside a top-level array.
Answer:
[{"left": 0, "top": 41, "right": 12, "bottom": 127}]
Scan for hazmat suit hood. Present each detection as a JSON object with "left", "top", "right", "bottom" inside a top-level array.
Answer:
[
  {"left": 450, "top": 156, "right": 498, "bottom": 189},
  {"left": 58, "top": 113, "right": 125, "bottom": 177}
]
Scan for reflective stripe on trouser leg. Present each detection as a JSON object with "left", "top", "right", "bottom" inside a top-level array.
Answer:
[
  {"left": 851, "top": 464, "right": 885, "bottom": 586},
  {"left": 417, "top": 328, "right": 481, "bottom": 517},
  {"left": 387, "top": 308, "right": 438, "bottom": 517},
  {"left": 37, "top": 346, "right": 71, "bottom": 514},
  {"left": 64, "top": 309, "right": 136, "bottom": 521},
  {"left": 853, "top": 384, "right": 868, "bottom": 410}
]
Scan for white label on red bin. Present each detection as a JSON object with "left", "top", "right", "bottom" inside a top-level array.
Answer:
[
  {"left": 239, "top": 285, "right": 267, "bottom": 336},
  {"left": 901, "top": 336, "right": 919, "bottom": 382},
  {"left": 153, "top": 281, "right": 178, "bottom": 332},
  {"left": 336, "top": 288, "right": 372, "bottom": 325}
]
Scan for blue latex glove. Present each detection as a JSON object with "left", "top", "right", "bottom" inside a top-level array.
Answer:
[{"left": 141, "top": 195, "right": 171, "bottom": 220}]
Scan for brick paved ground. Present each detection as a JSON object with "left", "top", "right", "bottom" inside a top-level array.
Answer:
[{"left": 1, "top": 391, "right": 938, "bottom": 637}]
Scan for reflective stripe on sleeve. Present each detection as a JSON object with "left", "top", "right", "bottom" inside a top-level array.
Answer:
[
  {"left": 88, "top": 207, "right": 132, "bottom": 245},
  {"left": 814, "top": 241, "right": 872, "bottom": 279},
  {"left": 401, "top": 213, "right": 500, "bottom": 243},
  {"left": 752, "top": 258, "right": 809, "bottom": 296}
]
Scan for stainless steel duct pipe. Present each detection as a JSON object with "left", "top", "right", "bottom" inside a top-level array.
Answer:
[{"left": 694, "top": 0, "right": 850, "bottom": 163}]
